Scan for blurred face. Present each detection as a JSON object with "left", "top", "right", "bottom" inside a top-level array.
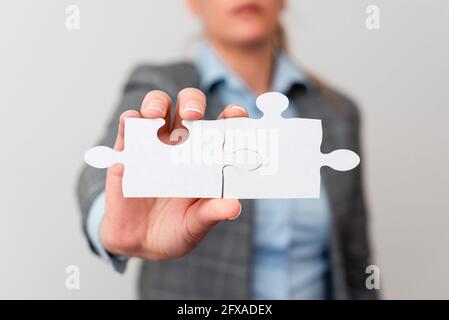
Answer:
[{"left": 187, "top": 0, "right": 285, "bottom": 47}]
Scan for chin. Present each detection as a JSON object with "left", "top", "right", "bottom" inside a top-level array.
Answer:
[
  {"left": 236, "top": 35, "right": 271, "bottom": 48},
  {"left": 232, "top": 28, "right": 272, "bottom": 47}
]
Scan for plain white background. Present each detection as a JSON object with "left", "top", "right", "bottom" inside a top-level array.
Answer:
[{"left": 0, "top": 0, "right": 448, "bottom": 299}]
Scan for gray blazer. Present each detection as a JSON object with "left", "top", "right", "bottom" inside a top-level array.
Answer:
[{"left": 77, "top": 63, "right": 378, "bottom": 300}]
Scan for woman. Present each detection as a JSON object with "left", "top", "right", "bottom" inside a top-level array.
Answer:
[{"left": 78, "top": 0, "right": 377, "bottom": 299}]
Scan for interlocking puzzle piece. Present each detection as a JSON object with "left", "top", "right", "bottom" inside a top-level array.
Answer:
[
  {"left": 222, "top": 92, "right": 360, "bottom": 199},
  {"left": 84, "top": 118, "right": 261, "bottom": 198},
  {"left": 84, "top": 92, "right": 360, "bottom": 199}
]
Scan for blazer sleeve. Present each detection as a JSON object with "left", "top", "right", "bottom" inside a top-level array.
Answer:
[{"left": 343, "top": 102, "right": 380, "bottom": 300}]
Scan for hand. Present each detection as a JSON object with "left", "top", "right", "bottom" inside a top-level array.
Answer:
[{"left": 100, "top": 88, "right": 249, "bottom": 260}]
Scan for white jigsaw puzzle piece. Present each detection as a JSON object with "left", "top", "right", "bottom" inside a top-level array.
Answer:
[
  {"left": 85, "top": 118, "right": 226, "bottom": 198},
  {"left": 84, "top": 92, "right": 359, "bottom": 199},
  {"left": 222, "top": 92, "right": 360, "bottom": 199}
]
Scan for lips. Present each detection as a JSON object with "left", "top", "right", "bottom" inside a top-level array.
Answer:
[{"left": 233, "top": 3, "right": 262, "bottom": 16}]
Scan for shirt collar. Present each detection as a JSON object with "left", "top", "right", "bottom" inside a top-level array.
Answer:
[
  {"left": 271, "top": 52, "right": 308, "bottom": 93},
  {"left": 195, "top": 42, "right": 308, "bottom": 94}
]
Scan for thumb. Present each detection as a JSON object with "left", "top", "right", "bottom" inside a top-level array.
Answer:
[
  {"left": 105, "top": 110, "right": 142, "bottom": 210},
  {"left": 183, "top": 199, "right": 241, "bottom": 243},
  {"left": 107, "top": 110, "right": 141, "bottom": 179},
  {"left": 113, "top": 110, "right": 141, "bottom": 152}
]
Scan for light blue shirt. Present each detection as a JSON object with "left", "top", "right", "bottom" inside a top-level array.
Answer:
[
  {"left": 195, "top": 44, "right": 331, "bottom": 300},
  {"left": 87, "top": 43, "right": 332, "bottom": 299}
]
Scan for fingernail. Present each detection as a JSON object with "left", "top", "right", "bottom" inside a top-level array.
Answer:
[
  {"left": 183, "top": 100, "right": 204, "bottom": 115},
  {"left": 145, "top": 100, "right": 165, "bottom": 115},
  {"left": 230, "top": 105, "right": 247, "bottom": 114},
  {"left": 228, "top": 203, "right": 242, "bottom": 221}
]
